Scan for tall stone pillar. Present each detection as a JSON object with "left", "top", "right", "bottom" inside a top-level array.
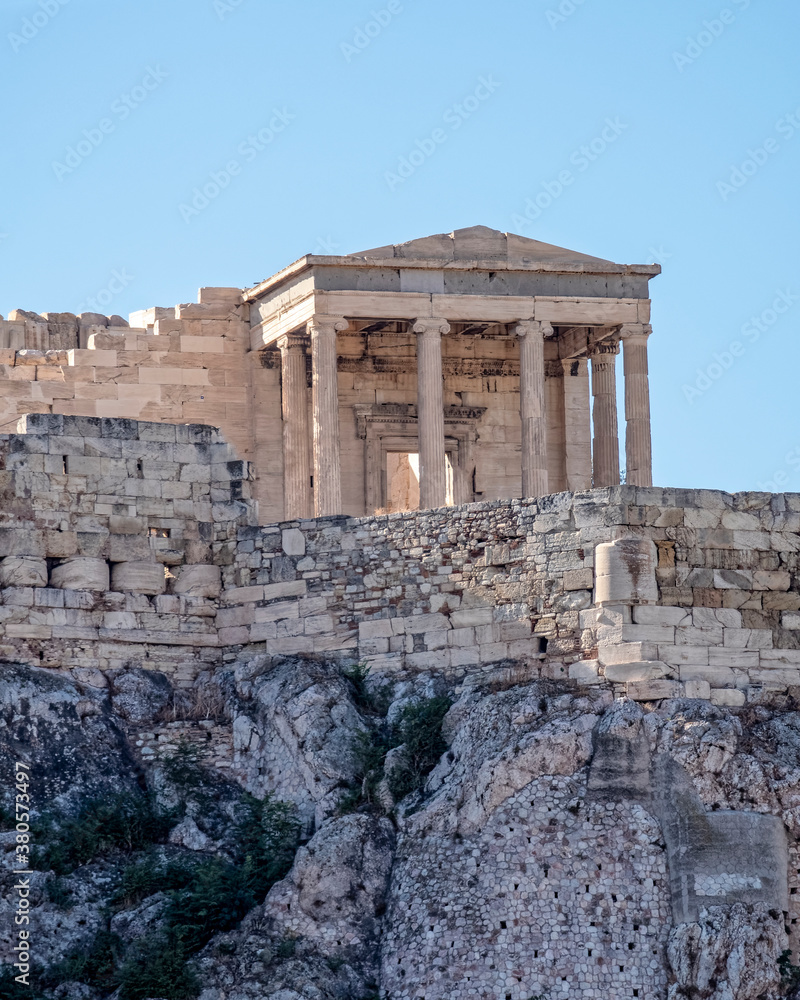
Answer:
[
  {"left": 514, "top": 320, "right": 551, "bottom": 498},
  {"left": 308, "top": 314, "right": 348, "bottom": 517},
  {"left": 590, "top": 340, "right": 620, "bottom": 487},
  {"left": 561, "top": 357, "right": 592, "bottom": 491},
  {"left": 278, "top": 333, "right": 312, "bottom": 519},
  {"left": 621, "top": 323, "right": 653, "bottom": 487},
  {"left": 545, "top": 360, "right": 566, "bottom": 493},
  {"left": 413, "top": 318, "right": 450, "bottom": 509}
]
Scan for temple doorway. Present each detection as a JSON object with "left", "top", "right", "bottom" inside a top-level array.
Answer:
[{"left": 384, "top": 451, "right": 455, "bottom": 512}]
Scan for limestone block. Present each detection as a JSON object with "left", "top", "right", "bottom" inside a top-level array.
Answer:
[
  {"left": 626, "top": 678, "right": 682, "bottom": 700},
  {"left": 172, "top": 565, "right": 222, "bottom": 598},
  {"left": 0, "top": 557, "right": 48, "bottom": 588},
  {"left": 632, "top": 606, "right": 690, "bottom": 626},
  {"left": 693, "top": 607, "right": 742, "bottom": 629},
  {"left": 781, "top": 611, "right": 800, "bottom": 630},
  {"left": 569, "top": 660, "right": 601, "bottom": 684},
  {"left": 604, "top": 660, "right": 672, "bottom": 683},
  {"left": 597, "top": 641, "right": 658, "bottom": 665},
  {"left": 710, "top": 688, "right": 746, "bottom": 707},
  {"left": 682, "top": 679, "right": 711, "bottom": 699},
  {"left": 50, "top": 557, "right": 109, "bottom": 591},
  {"left": 679, "top": 664, "right": 736, "bottom": 687},
  {"left": 111, "top": 561, "right": 166, "bottom": 596},
  {"left": 594, "top": 537, "right": 657, "bottom": 606},
  {"left": 281, "top": 528, "right": 306, "bottom": 556},
  {"left": 563, "top": 568, "right": 593, "bottom": 591}
]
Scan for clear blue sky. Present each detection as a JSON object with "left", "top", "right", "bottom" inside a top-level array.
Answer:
[{"left": 2, "top": 0, "right": 798, "bottom": 493}]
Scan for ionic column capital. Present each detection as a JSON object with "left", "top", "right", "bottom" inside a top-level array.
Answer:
[
  {"left": 412, "top": 318, "right": 451, "bottom": 336},
  {"left": 513, "top": 320, "right": 553, "bottom": 338},
  {"left": 589, "top": 339, "right": 620, "bottom": 357},
  {"left": 308, "top": 314, "right": 348, "bottom": 336},
  {"left": 276, "top": 332, "right": 309, "bottom": 352},
  {"left": 618, "top": 323, "right": 652, "bottom": 343}
]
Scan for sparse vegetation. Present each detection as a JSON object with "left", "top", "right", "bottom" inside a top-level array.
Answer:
[
  {"left": 779, "top": 949, "right": 800, "bottom": 992},
  {"left": 31, "top": 792, "right": 176, "bottom": 875},
  {"left": 342, "top": 693, "right": 452, "bottom": 814},
  {"left": 343, "top": 662, "right": 392, "bottom": 716}
]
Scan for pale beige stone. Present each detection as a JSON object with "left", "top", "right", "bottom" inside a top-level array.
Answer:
[
  {"left": 172, "top": 565, "right": 222, "bottom": 598},
  {"left": 111, "top": 561, "right": 166, "bottom": 595},
  {"left": 50, "top": 557, "right": 110, "bottom": 591},
  {"left": 0, "top": 557, "right": 48, "bottom": 587}
]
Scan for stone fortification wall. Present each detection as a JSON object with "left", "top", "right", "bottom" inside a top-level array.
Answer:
[
  {"left": 0, "top": 413, "right": 254, "bottom": 685},
  {"left": 2, "top": 413, "right": 800, "bottom": 705},
  {"left": 222, "top": 486, "right": 800, "bottom": 705}
]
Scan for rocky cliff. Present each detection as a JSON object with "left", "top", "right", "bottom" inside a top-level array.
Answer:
[{"left": 2, "top": 658, "right": 800, "bottom": 1000}]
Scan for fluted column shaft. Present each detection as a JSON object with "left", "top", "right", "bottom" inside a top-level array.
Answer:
[
  {"left": 515, "top": 321, "right": 550, "bottom": 498},
  {"left": 621, "top": 324, "right": 653, "bottom": 487},
  {"left": 308, "top": 315, "right": 347, "bottom": 517},
  {"left": 413, "top": 318, "right": 450, "bottom": 509},
  {"left": 278, "top": 333, "right": 312, "bottom": 519},
  {"left": 562, "top": 357, "right": 592, "bottom": 491},
  {"left": 590, "top": 341, "right": 620, "bottom": 487}
]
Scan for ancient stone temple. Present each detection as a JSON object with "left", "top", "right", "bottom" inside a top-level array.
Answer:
[{"left": 0, "top": 225, "right": 659, "bottom": 523}]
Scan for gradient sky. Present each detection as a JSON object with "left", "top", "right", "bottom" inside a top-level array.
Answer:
[{"left": 2, "top": 0, "right": 798, "bottom": 494}]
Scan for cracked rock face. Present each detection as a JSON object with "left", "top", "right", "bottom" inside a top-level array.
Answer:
[
  {"left": 230, "top": 656, "right": 366, "bottom": 828},
  {"left": 3, "top": 662, "right": 800, "bottom": 1000},
  {"left": 667, "top": 904, "right": 785, "bottom": 1000}
]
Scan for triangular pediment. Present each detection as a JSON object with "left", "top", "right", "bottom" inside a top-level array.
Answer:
[{"left": 352, "top": 225, "right": 619, "bottom": 268}]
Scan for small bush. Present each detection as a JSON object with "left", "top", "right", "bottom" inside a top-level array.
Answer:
[
  {"left": 342, "top": 695, "right": 452, "bottom": 813},
  {"left": 343, "top": 662, "right": 392, "bottom": 716},
  {"left": 44, "top": 930, "right": 121, "bottom": 992},
  {"left": 111, "top": 854, "right": 197, "bottom": 909},
  {"left": 160, "top": 739, "right": 209, "bottom": 792},
  {"left": 115, "top": 935, "right": 199, "bottom": 1000},
  {"left": 44, "top": 875, "right": 73, "bottom": 910},
  {"left": 387, "top": 696, "right": 452, "bottom": 801},
  {"left": 165, "top": 858, "right": 256, "bottom": 954},
  {"left": 32, "top": 792, "right": 176, "bottom": 874},
  {"left": 779, "top": 949, "right": 800, "bottom": 990},
  {"left": 0, "top": 966, "right": 49, "bottom": 1000},
  {"left": 234, "top": 794, "right": 301, "bottom": 901},
  {"left": 275, "top": 936, "right": 297, "bottom": 959}
]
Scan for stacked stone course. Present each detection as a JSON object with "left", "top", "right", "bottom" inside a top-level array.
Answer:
[{"left": 1, "top": 414, "right": 800, "bottom": 704}]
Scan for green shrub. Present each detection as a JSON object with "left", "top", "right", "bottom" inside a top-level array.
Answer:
[
  {"left": 779, "top": 949, "right": 800, "bottom": 990},
  {"left": 31, "top": 792, "right": 176, "bottom": 875},
  {"left": 111, "top": 853, "right": 197, "bottom": 909},
  {"left": 234, "top": 793, "right": 301, "bottom": 901},
  {"left": 387, "top": 696, "right": 452, "bottom": 801},
  {"left": 160, "top": 739, "right": 209, "bottom": 792},
  {"left": 44, "top": 875, "right": 73, "bottom": 910},
  {"left": 275, "top": 936, "right": 297, "bottom": 959},
  {"left": 342, "top": 695, "right": 452, "bottom": 812},
  {"left": 115, "top": 935, "right": 199, "bottom": 1000},
  {"left": 44, "top": 930, "right": 121, "bottom": 992},
  {"left": 0, "top": 965, "right": 49, "bottom": 1000},
  {"left": 343, "top": 662, "right": 392, "bottom": 716}
]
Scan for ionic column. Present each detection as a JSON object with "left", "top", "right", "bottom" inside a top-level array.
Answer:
[
  {"left": 562, "top": 357, "right": 592, "bottom": 491},
  {"left": 620, "top": 323, "right": 653, "bottom": 487},
  {"left": 514, "top": 320, "right": 551, "bottom": 498},
  {"left": 277, "top": 333, "right": 312, "bottom": 519},
  {"left": 413, "top": 318, "right": 450, "bottom": 509},
  {"left": 308, "top": 314, "right": 348, "bottom": 517},
  {"left": 589, "top": 340, "right": 620, "bottom": 487},
  {"left": 545, "top": 360, "right": 566, "bottom": 493}
]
